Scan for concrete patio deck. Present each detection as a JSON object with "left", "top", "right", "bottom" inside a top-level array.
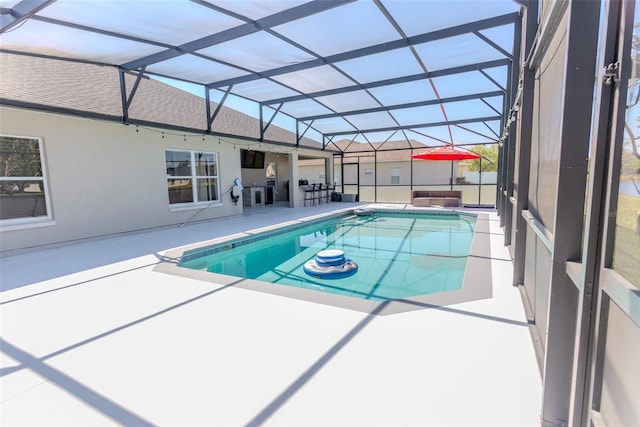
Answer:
[{"left": 0, "top": 203, "right": 542, "bottom": 426}]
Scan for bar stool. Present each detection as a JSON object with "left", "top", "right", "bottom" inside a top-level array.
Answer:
[
  {"left": 304, "top": 184, "right": 317, "bottom": 206},
  {"left": 325, "top": 184, "right": 334, "bottom": 203},
  {"left": 317, "top": 183, "right": 325, "bottom": 204}
]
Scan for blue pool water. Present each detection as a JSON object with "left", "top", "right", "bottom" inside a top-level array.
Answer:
[{"left": 179, "top": 211, "right": 477, "bottom": 301}]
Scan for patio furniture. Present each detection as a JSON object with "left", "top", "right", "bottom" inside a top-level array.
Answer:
[
  {"left": 317, "top": 183, "right": 325, "bottom": 204},
  {"left": 304, "top": 184, "right": 318, "bottom": 206},
  {"left": 325, "top": 184, "right": 334, "bottom": 203},
  {"left": 411, "top": 190, "right": 462, "bottom": 207}
]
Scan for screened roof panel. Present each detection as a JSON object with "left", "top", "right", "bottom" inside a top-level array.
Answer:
[
  {"left": 478, "top": 24, "right": 516, "bottom": 54},
  {"left": 484, "top": 95, "right": 505, "bottom": 112},
  {"left": 481, "top": 66, "right": 509, "bottom": 89},
  {"left": 485, "top": 120, "right": 501, "bottom": 135},
  {"left": 414, "top": 34, "right": 508, "bottom": 72},
  {"left": 271, "top": 65, "right": 355, "bottom": 93},
  {"left": 368, "top": 80, "right": 437, "bottom": 105},
  {"left": 272, "top": 1, "right": 400, "bottom": 57},
  {"left": 147, "top": 54, "right": 250, "bottom": 85},
  {"left": 0, "top": 20, "right": 165, "bottom": 63},
  {"left": 0, "top": 0, "right": 523, "bottom": 150},
  {"left": 381, "top": 0, "right": 520, "bottom": 37},
  {"left": 343, "top": 112, "right": 399, "bottom": 130},
  {"left": 440, "top": 99, "right": 502, "bottom": 121},
  {"left": 203, "top": 0, "right": 310, "bottom": 20},
  {"left": 453, "top": 120, "right": 501, "bottom": 139},
  {"left": 334, "top": 48, "right": 425, "bottom": 84},
  {"left": 36, "top": 0, "right": 243, "bottom": 46},
  {"left": 391, "top": 105, "right": 450, "bottom": 127},
  {"left": 230, "top": 79, "right": 300, "bottom": 102},
  {"left": 310, "top": 117, "right": 356, "bottom": 134},
  {"left": 279, "top": 99, "right": 334, "bottom": 118},
  {"left": 357, "top": 131, "right": 401, "bottom": 144},
  {"left": 315, "top": 90, "right": 381, "bottom": 113},
  {"left": 197, "top": 32, "right": 316, "bottom": 72},
  {"left": 430, "top": 71, "right": 504, "bottom": 98},
  {"left": 451, "top": 124, "right": 499, "bottom": 143},
  {"left": 409, "top": 125, "right": 454, "bottom": 143},
  {"left": 450, "top": 120, "right": 501, "bottom": 144},
  {"left": 406, "top": 131, "right": 450, "bottom": 146}
]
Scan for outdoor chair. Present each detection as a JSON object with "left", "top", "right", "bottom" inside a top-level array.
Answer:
[
  {"left": 304, "top": 183, "right": 317, "bottom": 206},
  {"left": 325, "top": 184, "right": 334, "bottom": 203},
  {"left": 317, "top": 183, "right": 325, "bottom": 204}
]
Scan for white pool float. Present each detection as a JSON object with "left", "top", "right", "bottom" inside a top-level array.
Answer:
[{"left": 303, "top": 249, "right": 358, "bottom": 279}]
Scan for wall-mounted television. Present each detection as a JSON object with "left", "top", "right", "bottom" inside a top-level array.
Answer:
[{"left": 240, "top": 149, "right": 265, "bottom": 169}]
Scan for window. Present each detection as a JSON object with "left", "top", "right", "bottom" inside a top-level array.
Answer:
[
  {"left": 165, "top": 150, "right": 219, "bottom": 206},
  {"left": 611, "top": 9, "right": 640, "bottom": 289},
  {"left": 0, "top": 135, "right": 50, "bottom": 225},
  {"left": 391, "top": 168, "right": 400, "bottom": 185}
]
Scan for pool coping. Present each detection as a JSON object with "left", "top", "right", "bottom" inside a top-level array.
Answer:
[{"left": 155, "top": 206, "right": 494, "bottom": 315}]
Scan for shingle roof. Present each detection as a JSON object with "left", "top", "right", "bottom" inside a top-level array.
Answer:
[{"left": 0, "top": 52, "right": 328, "bottom": 150}]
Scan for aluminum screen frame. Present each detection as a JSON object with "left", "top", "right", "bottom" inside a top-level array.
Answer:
[{"left": 0, "top": 0, "right": 523, "bottom": 152}]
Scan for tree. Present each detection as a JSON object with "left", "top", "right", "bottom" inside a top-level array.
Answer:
[
  {"left": 0, "top": 136, "right": 43, "bottom": 194},
  {"left": 623, "top": 24, "right": 640, "bottom": 163},
  {"left": 465, "top": 144, "right": 499, "bottom": 172},
  {"left": 622, "top": 143, "right": 640, "bottom": 174}
]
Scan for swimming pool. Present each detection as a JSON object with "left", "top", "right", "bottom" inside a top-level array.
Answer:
[{"left": 178, "top": 210, "right": 477, "bottom": 302}]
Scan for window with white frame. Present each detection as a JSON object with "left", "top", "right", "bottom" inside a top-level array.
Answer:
[
  {"left": 165, "top": 149, "right": 219, "bottom": 206},
  {"left": 0, "top": 135, "right": 50, "bottom": 224},
  {"left": 391, "top": 168, "right": 400, "bottom": 184}
]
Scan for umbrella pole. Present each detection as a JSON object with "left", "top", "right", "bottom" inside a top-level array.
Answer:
[
  {"left": 478, "top": 157, "right": 482, "bottom": 205},
  {"left": 450, "top": 160, "right": 453, "bottom": 191}
]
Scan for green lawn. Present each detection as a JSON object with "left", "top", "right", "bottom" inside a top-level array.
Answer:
[{"left": 613, "top": 193, "right": 640, "bottom": 288}]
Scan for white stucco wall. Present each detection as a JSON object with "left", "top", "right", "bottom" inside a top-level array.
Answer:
[
  {"left": 0, "top": 107, "right": 334, "bottom": 254},
  {"left": 0, "top": 107, "right": 247, "bottom": 253},
  {"left": 300, "top": 159, "right": 458, "bottom": 187},
  {"left": 463, "top": 171, "right": 498, "bottom": 184},
  {"left": 298, "top": 160, "right": 326, "bottom": 184}
]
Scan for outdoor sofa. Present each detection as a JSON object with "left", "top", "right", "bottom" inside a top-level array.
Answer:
[{"left": 411, "top": 190, "right": 462, "bottom": 207}]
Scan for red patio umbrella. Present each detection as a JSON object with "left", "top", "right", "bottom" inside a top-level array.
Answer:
[
  {"left": 412, "top": 145, "right": 483, "bottom": 203},
  {"left": 411, "top": 145, "right": 481, "bottom": 161}
]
